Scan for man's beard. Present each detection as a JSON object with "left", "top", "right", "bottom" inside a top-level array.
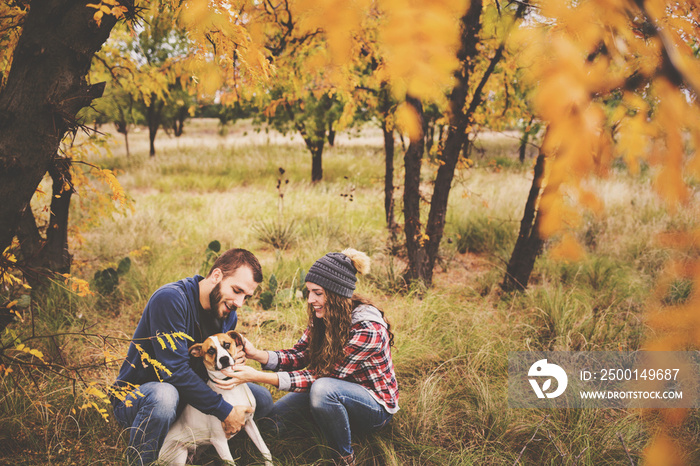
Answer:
[{"left": 209, "top": 281, "right": 234, "bottom": 319}]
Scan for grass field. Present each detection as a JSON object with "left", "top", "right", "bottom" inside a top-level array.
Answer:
[{"left": 1, "top": 119, "right": 698, "bottom": 465}]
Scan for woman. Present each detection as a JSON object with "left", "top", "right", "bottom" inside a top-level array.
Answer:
[{"left": 228, "top": 249, "right": 399, "bottom": 466}]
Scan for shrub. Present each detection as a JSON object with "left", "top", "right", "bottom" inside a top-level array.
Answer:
[
  {"left": 453, "top": 213, "right": 517, "bottom": 256},
  {"left": 253, "top": 219, "right": 299, "bottom": 250}
]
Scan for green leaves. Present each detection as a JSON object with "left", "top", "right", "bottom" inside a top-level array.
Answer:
[
  {"left": 200, "top": 240, "right": 221, "bottom": 275},
  {"left": 94, "top": 257, "right": 131, "bottom": 295},
  {"left": 259, "top": 273, "right": 277, "bottom": 310},
  {"left": 258, "top": 270, "right": 306, "bottom": 310}
]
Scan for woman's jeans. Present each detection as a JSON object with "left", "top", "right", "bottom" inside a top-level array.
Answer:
[
  {"left": 112, "top": 381, "right": 273, "bottom": 465},
  {"left": 265, "top": 377, "right": 393, "bottom": 457}
]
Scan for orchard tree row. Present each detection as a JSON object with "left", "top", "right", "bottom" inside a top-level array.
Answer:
[
  {"left": 2, "top": 1, "right": 700, "bottom": 460},
  {"left": 2, "top": 0, "right": 700, "bottom": 341}
]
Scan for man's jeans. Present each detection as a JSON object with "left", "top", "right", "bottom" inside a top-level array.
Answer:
[
  {"left": 113, "top": 382, "right": 273, "bottom": 465},
  {"left": 264, "top": 377, "right": 393, "bottom": 457}
]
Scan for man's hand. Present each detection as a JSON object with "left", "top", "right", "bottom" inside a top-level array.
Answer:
[{"left": 222, "top": 405, "right": 254, "bottom": 437}]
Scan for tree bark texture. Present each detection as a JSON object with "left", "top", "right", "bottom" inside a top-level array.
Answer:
[
  {"left": 502, "top": 135, "right": 548, "bottom": 292},
  {"left": 17, "top": 157, "right": 74, "bottom": 287},
  {"left": 383, "top": 118, "right": 395, "bottom": 229},
  {"left": 44, "top": 158, "right": 73, "bottom": 273},
  {"left": 0, "top": 0, "right": 127, "bottom": 255},
  {"left": 402, "top": 95, "right": 428, "bottom": 284},
  {"left": 380, "top": 83, "right": 395, "bottom": 230}
]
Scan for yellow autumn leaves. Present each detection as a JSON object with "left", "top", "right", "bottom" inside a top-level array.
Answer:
[
  {"left": 87, "top": 0, "right": 129, "bottom": 27},
  {"left": 72, "top": 332, "right": 194, "bottom": 421},
  {"left": 0, "top": 247, "right": 22, "bottom": 287},
  {"left": 515, "top": 0, "right": 700, "bottom": 263},
  {"left": 151, "top": 0, "right": 467, "bottom": 122},
  {"left": 381, "top": 0, "right": 468, "bottom": 102},
  {"left": 515, "top": 4, "right": 700, "bottom": 461}
]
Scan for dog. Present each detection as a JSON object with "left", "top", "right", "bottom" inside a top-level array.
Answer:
[{"left": 158, "top": 331, "right": 273, "bottom": 465}]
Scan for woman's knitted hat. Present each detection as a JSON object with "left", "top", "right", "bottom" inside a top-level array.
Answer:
[{"left": 305, "top": 248, "right": 370, "bottom": 298}]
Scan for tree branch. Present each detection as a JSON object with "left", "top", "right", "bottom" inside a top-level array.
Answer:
[
  {"left": 617, "top": 433, "right": 635, "bottom": 466},
  {"left": 635, "top": 0, "right": 700, "bottom": 99},
  {"left": 513, "top": 415, "right": 549, "bottom": 465}
]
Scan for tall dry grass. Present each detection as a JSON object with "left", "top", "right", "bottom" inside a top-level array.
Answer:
[{"left": 1, "top": 119, "right": 698, "bottom": 465}]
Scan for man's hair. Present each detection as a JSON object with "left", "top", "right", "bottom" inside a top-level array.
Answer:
[{"left": 208, "top": 248, "right": 263, "bottom": 283}]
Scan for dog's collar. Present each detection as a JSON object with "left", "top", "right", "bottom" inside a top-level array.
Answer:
[
  {"left": 209, "top": 375, "right": 233, "bottom": 382},
  {"left": 208, "top": 370, "right": 233, "bottom": 383}
]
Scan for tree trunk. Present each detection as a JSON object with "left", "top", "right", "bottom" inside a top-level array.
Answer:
[
  {"left": 149, "top": 128, "right": 157, "bottom": 157},
  {"left": 147, "top": 95, "right": 164, "bottom": 157},
  {"left": 44, "top": 158, "right": 73, "bottom": 274},
  {"left": 425, "top": 123, "right": 435, "bottom": 157},
  {"left": 327, "top": 120, "right": 336, "bottom": 147},
  {"left": 296, "top": 129, "right": 325, "bottom": 182},
  {"left": 519, "top": 116, "right": 535, "bottom": 163},
  {"left": 17, "top": 206, "right": 43, "bottom": 284},
  {"left": 383, "top": 118, "right": 395, "bottom": 230},
  {"left": 311, "top": 141, "right": 324, "bottom": 182},
  {"left": 502, "top": 137, "right": 548, "bottom": 292},
  {"left": 291, "top": 96, "right": 332, "bottom": 182},
  {"left": 519, "top": 133, "right": 528, "bottom": 163},
  {"left": 0, "top": 0, "right": 124, "bottom": 256},
  {"left": 124, "top": 130, "right": 131, "bottom": 157},
  {"left": 116, "top": 121, "right": 131, "bottom": 157},
  {"left": 402, "top": 96, "right": 428, "bottom": 284},
  {"left": 17, "top": 157, "right": 74, "bottom": 287},
  {"left": 296, "top": 117, "right": 327, "bottom": 183},
  {"left": 173, "top": 105, "right": 187, "bottom": 137},
  {"left": 403, "top": 0, "right": 485, "bottom": 286},
  {"left": 380, "top": 83, "right": 396, "bottom": 232},
  {"left": 401, "top": 0, "right": 526, "bottom": 287},
  {"left": 296, "top": 122, "right": 326, "bottom": 182}
]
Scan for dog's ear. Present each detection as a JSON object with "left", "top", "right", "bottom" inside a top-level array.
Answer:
[
  {"left": 226, "top": 330, "right": 244, "bottom": 347},
  {"left": 189, "top": 343, "right": 205, "bottom": 358}
]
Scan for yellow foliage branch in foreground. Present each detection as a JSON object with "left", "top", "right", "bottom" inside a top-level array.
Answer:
[{"left": 517, "top": 1, "right": 700, "bottom": 462}]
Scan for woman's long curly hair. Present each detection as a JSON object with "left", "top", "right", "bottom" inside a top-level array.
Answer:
[{"left": 306, "top": 291, "right": 395, "bottom": 376}]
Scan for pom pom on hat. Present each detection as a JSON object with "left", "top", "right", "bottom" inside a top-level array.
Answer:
[
  {"left": 341, "top": 248, "right": 370, "bottom": 275},
  {"left": 305, "top": 248, "right": 370, "bottom": 298}
]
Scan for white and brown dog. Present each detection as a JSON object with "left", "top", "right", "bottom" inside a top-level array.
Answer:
[{"left": 158, "top": 331, "right": 273, "bottom": 465}]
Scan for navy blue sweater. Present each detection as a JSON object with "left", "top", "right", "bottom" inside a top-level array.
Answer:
[{"left": 114, "top": 275, "right": 238, "bottom": 421}]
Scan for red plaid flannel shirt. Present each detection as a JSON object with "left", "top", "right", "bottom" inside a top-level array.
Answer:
[{"left": 272, "top": 319, "right": 399, "bottom": 412}]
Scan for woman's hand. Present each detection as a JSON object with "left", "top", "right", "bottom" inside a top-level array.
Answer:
[
  {"left": 242, "top": 337, "right": 269, "bottom": 365},
  {"left": 217, "top": 363, "right": 280, "bottom": 388},
  {"left": 226, "top": 364, "right": 259, "bottom": 385},
  {"left": 234, "top": 343, "right": 247, "bottom": 366},
  {"left": 242, "top": 337, "right": 257, "bottom": 356}
]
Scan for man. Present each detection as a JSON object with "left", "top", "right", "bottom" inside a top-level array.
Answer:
[{"left": 110, "top": 248, "right": 273, "bottom": 465}]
